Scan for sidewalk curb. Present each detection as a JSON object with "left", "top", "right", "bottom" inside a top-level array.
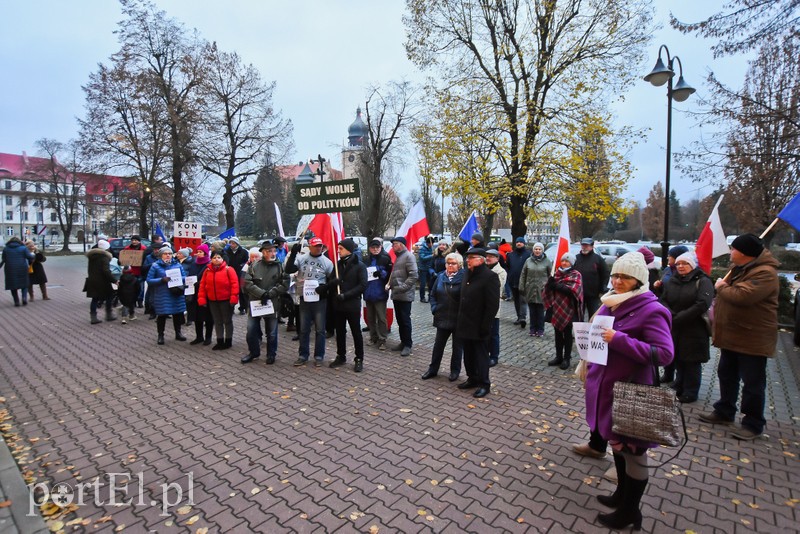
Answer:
[{"left": 0, "top": 435, "right": 48, "bottom": 534}]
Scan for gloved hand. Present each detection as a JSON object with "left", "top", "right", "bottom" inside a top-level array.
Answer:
[
  {"left": 336, "top": 293, "right": 345, "bottom": 302},
  {"left": 546, "top": 276, "right": 556, "bottom": 289},
  {"left": 328, "top": 277, "right": 341, "bottom": 287},
  {"left": 162, "top": 276, "right": 170, "bottom": 283},
  {"left": 372, "top": 270, "right": 380, "bottom": 279},
  {"left": 315, "top": 283, "right": 328, "bottom": 295},
  {"left": 291, "top": 243, "right": 302, "bottom": 254},
  {"left": 260, "top": 293, "right": 270, "bottom": 305}
]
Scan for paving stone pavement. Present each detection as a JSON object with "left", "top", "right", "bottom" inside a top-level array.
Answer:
[{"left": 0, "top": 255, "right": 797, "bottom": 533}]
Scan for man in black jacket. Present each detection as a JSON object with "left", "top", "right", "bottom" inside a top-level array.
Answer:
[
  {"left": 224, "top": 237, "right": 250, "bottom": 315},
  {"left": 329, "top": 238, "right": 368, "bottom": 372},
  {"left": 573, "top": 237, "right": 609, "bottom": 319},
  {"left": 455, "top": 247, "right": 500, "bottom": 398},
  {"left": 507, "top": 237, "right": 531, "bottom": 328}
]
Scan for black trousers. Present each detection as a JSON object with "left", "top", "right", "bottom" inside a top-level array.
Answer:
[
  {"left": 713, "top": 349, "right": 767, "bottom": 433},
  {"left": 157, "top": 314, "right": 184, "bottom": 335},
  {"left": 462, "top": 338, "right": 490, "bottom": 387},
  {"left": 554, "top": 324, "right": 574, "bottom": 361},
  {"left": 335, "top": 307, "right": 364, "bottom": 360}
]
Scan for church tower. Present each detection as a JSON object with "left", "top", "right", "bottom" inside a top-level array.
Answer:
[{"left": 342, "top": 107, "right": 367, "bottom": 180}]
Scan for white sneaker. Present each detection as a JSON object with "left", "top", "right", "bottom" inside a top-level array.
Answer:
[{"left": 121, "top": 318, "right": 127, "bottom": 324}]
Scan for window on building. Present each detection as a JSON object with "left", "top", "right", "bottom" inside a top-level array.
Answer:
[
  {"left": 50, "top": 213, "right": 57, "bottom": 222},
  {"left": 35, "top": 183, "right": 42, "bottom": 192},
  {"left": 20, "top": 181, "right": 27, "bottom": 192},
  {"left": 6, "top": 227, "right": 13, "bottom": 236},
  {"left": 50, "top": 184, "right": 56, "bottom": 193},
  {"left": 5, "top": 211, "right": 12, "bottom": 221},
  {"left": 4, "top": 180, "right": 11, "bottom": 190},
  {"left": 23, "top": 211, "right": 29, "bottom": 221},
  {"left": 5, "top": 197, "right": 11, "bottom": 206}
]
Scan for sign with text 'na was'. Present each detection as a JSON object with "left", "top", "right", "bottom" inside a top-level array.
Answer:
[{"left": 295, "top": 179, "right": 361, "bottom": 215}]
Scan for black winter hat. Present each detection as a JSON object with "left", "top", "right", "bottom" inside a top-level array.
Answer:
[
  {"left": 338, "top": 238, "right": 356, "bottom": 253},
  {"left": 731, "top": 234, "right": 764, "bottom": 257},
  {"left": 471, "top": 232, "right": 484, "bottom": 242}
]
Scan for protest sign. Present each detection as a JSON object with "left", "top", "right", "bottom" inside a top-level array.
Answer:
[{"left": 119, "top": 249, "right": 144, "bottom": 267}]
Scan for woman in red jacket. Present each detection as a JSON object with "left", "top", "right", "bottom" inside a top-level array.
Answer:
[{"left": 198, "top": 251, "right": 239, "bottom": 350}]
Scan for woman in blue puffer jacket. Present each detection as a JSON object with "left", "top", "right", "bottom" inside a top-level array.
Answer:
[
  {"left": 0, "top": 236, "right": 34, "bottom": 306},
  {"left": 146, "top": 247, "right": 187, "bottom": 345},
  {"left": 421, "top": 252, "right": 465, "bottom": 382}
]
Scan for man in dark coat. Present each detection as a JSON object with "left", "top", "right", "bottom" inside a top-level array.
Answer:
[
  {"left": 329, "top": 238, "right": 368, "bottom": 372},
  {"left": 224, "top": 237, "right": 250, "bottom": 315},
  {"left": 507, "top": 237, "right": 531, "bottom": 327},
  {"left": 455, "top": 247, "right": 500, "bottom": 398},
  {"left": 573, "top": 237, "right": 609, "bottom": 319},
  {"left": 123, "top": 235, "right": 148, "bottom": 307},
  {"left": 84, "top": 240, "right": 117, "bottom": 323},
  {"left": 1, "top": 236, "right": 35, "bottom": 306},
  {"left": 364, "top": 238, "right": 392, "bottom": 350}
]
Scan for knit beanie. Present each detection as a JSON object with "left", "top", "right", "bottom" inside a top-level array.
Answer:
[
  {"left": 675, "top": 251, "right": 697, "bottom": 269},
  {"left": 637, "top": 246, "right": 655, "bottom": 265},
  {"left": 471, "top": 232, "right": 483, "bottom": 242},
  {"left": 195, "top": 243, "right": 210, "bottom": 265},
  {"left": 97, "top": 240, "right": 110, "bottom": 250},
  {"left": 533, "top": 242, "right": 544, "bottom": 250},
  {"left": 338, "top": 238, "right": 356, "bottom": 253},
  {"left": 731, "top": 234, "right": 764, "bottom": 258},
  {"left": 668, "top": 245, "right": 689, "bottom": 259},
  {"left": 178, "top": 247, "right": 192, "bottom": 258},
  {"left": 611, "top": 252, "right": 649, "bottom": 287},
  {"left": 561, "top": 252, "right": 576, "bottom": 265}
]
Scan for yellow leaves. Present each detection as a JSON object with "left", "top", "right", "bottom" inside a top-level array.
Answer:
[
  {"left": 405, "top": 479, "right": 414, "bottom": 485},
  {"left": 47, "top": 520, "right": 64, "bottom": 532},
  {"left": 720, "top": 455, "right": 733, "bottom": 462},
  {"left": 89, "top": 388, "right": 101, "bottom": 394},
  {"left": 176, "top": 505, "right": 192, "bottom": 515},
  {"left": 369, "top": 526, "right": 380, "bottom": 534},
  {"left": 399, "top": 408, "right": 412, "bottom": 413},
  {"left": 783, "top": 451, "right": 796, "bottom": 458},
  {"left": 185, "top": 515, "right": 200, "bottom": 525},
  {"left": 250, "top": 488, "right": 260, "bottom": 495},
  {"left": 114, "top": 524, "right": 126, "bottom": 532},
  {"left": 555, "top": 399, "right": 567, "bottom": 406}
]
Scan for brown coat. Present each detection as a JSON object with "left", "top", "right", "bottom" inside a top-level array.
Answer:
[{"left": 712, "top": 249, "right": 779, "bottom": 358}]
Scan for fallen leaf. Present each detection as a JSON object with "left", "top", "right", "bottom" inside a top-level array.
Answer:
[
  {"left": 555, "top": 399, "right": 567, "bottom": 406},
  {"left": 466, "top": 404, "right": 476, "bottom": 409},
  {"left": 186, "top": 515, "right": 200, "bottom": 525},
  {"left": 47, "top": 520, "right": 64, "bottom": 532},
  {"left": 96, "top": 516, "right": 113, "bottom": 524},
  {"left": 748, "top": 503, "right": 759, "bottom": 509},
  {"left": 740, "top": 458, "right": 751, "bottom": 464},
  {"left": 115, "top": 525, "right": 126, "bottom": 532},
  {"left": 369, "top": 526, "right": 379, "bottom": 534},
  {"left": 720, "top": 455, "right": 732, "bottom": 461},
  {"left": 89, "top": 388, "right": 101, "bottom": 394},
  {"left": 426, "top": 515, "right": 434, "bottom": 521},
  {"left": 405, "top": 479, "right": 414, "bottom": 485},
  {"left": 176, "top": 505, "right": 192, "bottom": 515},
  {"left": 417, "top": 510, "right": 427, "bottom": 516},
  {"left": 430, "top": 480, "right": 439, "bottom": 486},
  {"left": 399, "top": 408, "right": 412, "bottom": 413},
  {"left": 196, "top": 528, "right": 209, "bottom": 534},
  {"left": 250, "top": 488, "right": 260, "bottom": 495},
  {"left": 376, "top": 484, "right": 385, "bottom": 490},
  {"left": 517, "top": 518, "right": 525, "bottom": 523}
]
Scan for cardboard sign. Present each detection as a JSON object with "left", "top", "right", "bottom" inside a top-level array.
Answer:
[
  {"left": 573, "top": 322, "right": 591, "bottom": 360},
  {"left": 587, "top": 316, "right": 615, "bottom": 365},
  {"left": 295, "top": 178, "right": 361, "bottom": 214},
  {"left": 250, "top": 300, "right": 275, "bottom": 317},
  {"left": 119, "top": 249, "right": 144, "bottom": 267},
  {"left": 173, "top": 221, "right": 202, "bottom": 239},
  {"left": 302, "top": 279, "right": 320, "bottom": 302},
  {"left": 165, "top": 268, "right": 183, "bottom": 288}
]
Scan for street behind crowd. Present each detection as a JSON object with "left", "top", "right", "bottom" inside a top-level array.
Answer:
[{"left": 0, "top": 255, "right": 798, "bottom": 533}]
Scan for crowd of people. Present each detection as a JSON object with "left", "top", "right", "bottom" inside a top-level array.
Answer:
[{"left": 69, "top": 228, "right": 781, "bottom": 530}]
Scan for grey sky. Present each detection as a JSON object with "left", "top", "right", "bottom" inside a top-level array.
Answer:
[{"left": 0, "top": 0, "right": 746, "bottom": 207}]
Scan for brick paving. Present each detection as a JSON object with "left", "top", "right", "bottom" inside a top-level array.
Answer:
[{"left": 0, "top": 255, "right": 797, "bottom": 533}]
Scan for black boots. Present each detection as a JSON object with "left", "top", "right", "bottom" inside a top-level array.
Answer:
[
  {"left": 329, "top": 356, "right": 347, "bottom": 368},
  {"left": 105, "top": 308, "right": 117, "bottom": 322},
  {"left": 596, "top": 475, "right": 647, "bottom": 531},
  {"left": 175, "top": 329, "right": 187, "bottom": 341},
  {"left": 211, "top": 338, "right": 225, "bottom": 350},
  {"left": 157, "top": 333, "right": 165, "bottom": 345},
  {"left": 354, "top": 358, "right": 363, "bottom": 373},
  {"left": 203, "top": 334, "right": 213, "bottom": 346},
  {"left": 224, "top": 338, "right": 232, "bottom": 349},
  {"left": 597, "top": 453, "right": 626, "bottom": 508},
  {"left": 548, "top": 355, "right": 563, "bottom": 366},
  {"left": 90, "top": 313, "right": 102, "bottom": 325},
  {"left": 559, "top": 356, "right": 571, "bottom": 370}
]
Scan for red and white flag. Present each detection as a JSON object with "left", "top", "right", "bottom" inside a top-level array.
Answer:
[
  {"left": 393, "top": 199, "right": 430, "bottom": 258},
  {"left": 695, "top": 195, "right": 728, "bottom": 274},
  {"left": 308, "top": 212, "right": 344, "bottom": 263},
  {"left": 553, "top": 206, "right": 571, "bottom": 274}
]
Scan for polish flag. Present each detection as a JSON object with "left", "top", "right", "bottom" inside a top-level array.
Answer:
[
  {"left": 308, "top": 212, "right": 345, "bottom": 263},
  {"left": 553, "top": 206, "right": 571, "bottom": 275},
  {"left": 695, "top": 195, "right": 728, "bottom": 275},
  {"left": 392, "top": 199, "right": 430, "bottom": 260}
]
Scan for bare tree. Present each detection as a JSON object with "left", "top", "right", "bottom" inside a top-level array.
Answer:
[
  {"left": 30, "top": 139, "right": 88, "bottom": 251},
  {"left": 671, "top": 0, "right": 799, "bottom": 57},
  {"left": 354, "top": 81, "right": 419, "bottom": 239},
  {"left": 642, "top": 181, "right": 665, "bottom": 241},
  {"left": 197, "top": 44, "right": 294, "bottom": 229}
]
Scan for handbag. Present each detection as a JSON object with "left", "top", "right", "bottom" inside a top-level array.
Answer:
[{"left": 612, "top": 348, "right": 687, "bottom": 449}]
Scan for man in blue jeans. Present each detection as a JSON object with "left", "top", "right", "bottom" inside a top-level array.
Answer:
[
  {"left": 387, "top": 237, "right": 418, "bottom": 356},
  {"left": 286, "top": 237, "right": 334, "bottom": 366},
  {"left": 242, "top": 240, "right": 288, "bottom": 364},
  {"left": 699, "top": 234, "right": 779, "bottom": 440}
]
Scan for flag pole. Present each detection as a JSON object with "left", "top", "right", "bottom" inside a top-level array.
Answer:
[
  {"left": 330, "top": 214, "right": 340, "bottom": 285},
  {"left": 759, "top": 217, "right": 780, "bottom": 240}
]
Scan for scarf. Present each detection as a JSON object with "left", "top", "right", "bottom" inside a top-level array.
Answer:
[{"left": 600, "top": 286, "right": 650, "bottom": 309}]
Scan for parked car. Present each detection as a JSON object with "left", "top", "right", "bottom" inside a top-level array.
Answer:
[
  {"left": 108, "top": 237, "right": 152, "bottom": 258},
  {"left": 544, "top": 242, "right": 662, "bottom": 269}
]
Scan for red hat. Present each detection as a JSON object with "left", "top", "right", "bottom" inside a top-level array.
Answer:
[{"left": 309, "top": 237, "right": 324, "bottom": 246}]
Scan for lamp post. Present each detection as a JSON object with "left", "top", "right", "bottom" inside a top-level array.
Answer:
[
  {"left": 644, "top": 44, "right": 695, "bottom": 266},
  {"left": 145, "top": 186, "right": 154, "bottom": 237}
]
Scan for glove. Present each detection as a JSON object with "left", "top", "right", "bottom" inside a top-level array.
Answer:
[
  {"left": 162, "top": 276, "right": 170, "bottom": 283},
  {"left": 315, "top": 283, "right": 328, "bottom": 295},
  {"left": 260, "top": 293, "right": 270, "bottom": 305},
  {"left": 328, "top": 277, "right": 341, "bottom": 287},
  {"left": 546, "top": 277, "right": 556, "bottom": 290},
  {"left": 291, "top": 243, "right": 302, "bottom": 254},
  {"left": 336, "top": 293, "right": 346, "bottom": 302}
]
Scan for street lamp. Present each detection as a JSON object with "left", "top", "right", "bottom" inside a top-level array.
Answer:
[{"left": 644, "top": 44, "right": 695, "bottom": 266}]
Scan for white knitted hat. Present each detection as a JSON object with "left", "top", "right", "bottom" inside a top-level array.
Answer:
[{"left": 611, "top": 252, "right": 649, "bottom": 287}]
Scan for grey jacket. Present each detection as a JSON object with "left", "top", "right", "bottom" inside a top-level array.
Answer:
[
  {"left": 389, "top": 248, "right": 418, "bottom": 302},
  {"left": 244, "top": 259, "right": 288, "bottom": 316}
]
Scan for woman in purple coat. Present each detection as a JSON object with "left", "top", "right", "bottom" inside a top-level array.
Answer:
[{"left": 585, "top": 252, "right": 674, "bottom": 530}]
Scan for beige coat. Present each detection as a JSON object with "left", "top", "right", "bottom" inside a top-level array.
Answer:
[{"left": 712, "top": 249, "right": 779, "bottom": 357}]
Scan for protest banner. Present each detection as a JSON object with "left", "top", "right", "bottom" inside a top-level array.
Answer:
[
  {"left": 119, "top": 249, "right": 144, "bottom": 267},
  {"left": 295, "top": 179, "right": 361, "bottom": 215}
]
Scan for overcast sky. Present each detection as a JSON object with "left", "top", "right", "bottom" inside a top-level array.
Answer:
[{"left": 1, "top": 0, "right": 746, "bottom": 207}]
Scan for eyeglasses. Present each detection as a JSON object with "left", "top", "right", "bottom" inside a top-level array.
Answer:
[{"left": 611, "top": 273, "right": 634, "bottom": 280}]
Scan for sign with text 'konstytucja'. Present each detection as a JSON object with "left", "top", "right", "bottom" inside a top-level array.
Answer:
[{"left": 295, "top": 179, "right": 361, "bottom": 215}]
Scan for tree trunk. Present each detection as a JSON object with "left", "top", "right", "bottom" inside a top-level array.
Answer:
[
  {"left": 223, "top": 183, "right": 235, "bottom": 229},
  {"left": 510, "top": 194, "right": 527, "bottom": 240},
  {"left": 172, "top": 156, "right": 186, "bottom": 221}
]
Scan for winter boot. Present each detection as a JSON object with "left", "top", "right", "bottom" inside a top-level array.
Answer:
[
  {"left": 90, "top": 313, "right": 102, "bottom": 325},
  {"left": 329, "top": 356, "right": 347, "bottom": 368},
  {"left": 597, "top": 476, "right": 647, "bottom": 531},
  {"left": 105, "top": 308, "right": 117, "bottom": 322},
  {"left": 548, "top": 351, "right": 563, "bottom": 367},
  {"left": 203, "top": 334, "right": 213, "bottom": 346},
  {"left": 211, "top": 338, "right": 225, "bottom": 350},
  {"left": 354, "top": 357, "right": 363, "bottom": 373},
  {"left": 597, "top": 453, "right": 626, "bottom": 508},
  {"left": 175, "top": 328, "right": 187, "bottom": 341},
  {"left": 157, "top": 333, "right": 165, "bottom": 345},
  {"left": 223, "top": 338, "right": 232, "bottom": 349},
  {"left": 41, "top": 284, "right": 50, "bottom": 300}
]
